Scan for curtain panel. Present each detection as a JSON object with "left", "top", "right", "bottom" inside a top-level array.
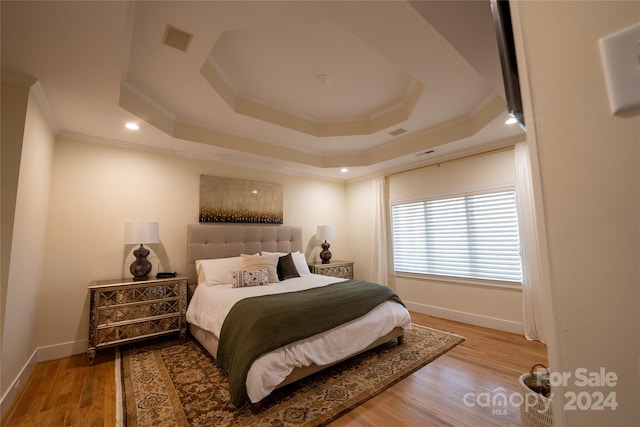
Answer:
[{"left": 515, "top": 142, "right": 547, "bottom": 343}]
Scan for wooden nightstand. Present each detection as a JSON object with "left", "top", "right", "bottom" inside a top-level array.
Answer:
[
  {"left": 87, "top": 276, "right": 187, "bottom": 364},
  {"left": 308, "top": 260, "right": 354, "bottom": 279}
]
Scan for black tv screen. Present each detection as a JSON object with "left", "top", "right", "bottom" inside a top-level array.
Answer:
[{"left": 490, "top": 0, "right": 526, "bottom": 130}]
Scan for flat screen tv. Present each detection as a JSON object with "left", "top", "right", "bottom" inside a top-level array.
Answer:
[{"left": 490, "top": 0, "right": 526, "bottom": 130}]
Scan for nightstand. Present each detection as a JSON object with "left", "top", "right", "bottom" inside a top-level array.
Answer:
[
  {"left": 87, "top": 276, "right": 187, "bottom": 364},
  {"left": 308, "top": 260, "right": 354, "bottom": 279}
]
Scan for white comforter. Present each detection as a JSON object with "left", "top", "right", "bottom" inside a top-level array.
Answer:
[{"left": 186, "top": 274, "right": 411, "bottom": 403}]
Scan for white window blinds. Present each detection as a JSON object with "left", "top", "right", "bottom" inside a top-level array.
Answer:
[{"left": 391, "top": 190, "right": 522, "bottom": 283}]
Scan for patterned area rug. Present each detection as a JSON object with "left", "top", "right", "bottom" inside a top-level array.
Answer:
[{"left": 120, "top": 324, "right": 464, "bottom": 426}]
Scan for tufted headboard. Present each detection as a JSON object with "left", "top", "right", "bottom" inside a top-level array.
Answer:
[{"left": 186, "top": 224, "right": 303, "bottom": 286}]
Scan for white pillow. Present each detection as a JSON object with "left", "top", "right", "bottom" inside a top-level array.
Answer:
[
  {"left": 261, "top": 251, "right": 287, "bottom": 257},
  {"left": 196, "top": 256, "right": 243, "bottom": 286},
  {"left": 291, "top": 251, "right": 311, "bottom": 275},
  {"left": 241, "top": 254, "right": 280, "bottom": 283}
]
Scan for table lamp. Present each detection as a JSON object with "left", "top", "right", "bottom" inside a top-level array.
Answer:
[
  {"left": 124, "top": 222, "right": 160, "bottom": 280},
  {"left": 317, "top": 225, "right": 336, "bottom": 264}
]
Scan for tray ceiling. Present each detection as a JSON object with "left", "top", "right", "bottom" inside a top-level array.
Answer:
[{"left": 2, "top": 0, "right": 525, "bottom": 180}]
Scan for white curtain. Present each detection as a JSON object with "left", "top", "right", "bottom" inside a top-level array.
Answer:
[
  {"left": 371, "top": 176, "right": 389, "bottom": 285},
  {"left": 515, "top": 142, "right": 547, "bottom": 343}
]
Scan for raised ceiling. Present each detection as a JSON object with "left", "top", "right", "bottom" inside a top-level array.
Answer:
[
  {"left": 2, "top": 0, "right": 525, "bottom": 180},
  {"left": 204, "top": 19, "right": 425, "bottom": 136}
]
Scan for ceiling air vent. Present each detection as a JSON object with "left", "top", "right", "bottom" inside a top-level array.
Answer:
[
  {"left": 389, "top": 128, "right": 407, "bottom": 136},
  {"left": 163, "top": 25, "right": 193, "bottom": 52}
]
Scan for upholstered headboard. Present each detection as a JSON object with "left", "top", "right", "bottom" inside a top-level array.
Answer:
[{"left": 186, "top": 224, "right": 303, "bottom": 286}]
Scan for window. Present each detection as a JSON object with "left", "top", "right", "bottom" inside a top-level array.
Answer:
[{"left": 391, "top": 189, "right": 522, "bottom": 284}]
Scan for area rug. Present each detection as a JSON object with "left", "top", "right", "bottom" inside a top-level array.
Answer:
[{"left": 119, "top": 324, "right": 465, "bottom": 426}]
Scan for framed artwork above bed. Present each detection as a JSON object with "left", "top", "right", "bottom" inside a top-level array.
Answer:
[{"left": 199, "top": 175, "right": 283, "bottom": 224}]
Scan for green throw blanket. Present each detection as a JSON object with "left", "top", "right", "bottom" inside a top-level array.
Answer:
[{"left": 216, "top": 279, "right": 405, "bottom": 407}]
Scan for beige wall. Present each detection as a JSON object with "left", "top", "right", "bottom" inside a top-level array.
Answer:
[
  {"left": 38, "top": 138, "right": 348, "bottom": 351},
  {"left": 1, "top": 83, "right": 55, "bottom": 406},
  {"left": 514, "top": 1, "right": 640, "bottom": 425},
  {"left": 345, "top": 178, "right": 377, "bottom": 283},
  {"left": 1, "top": 80, "right": 29, "bottom": 361},
  {"left": 388, "top": 149, "right": 523, "bottom": 331}
]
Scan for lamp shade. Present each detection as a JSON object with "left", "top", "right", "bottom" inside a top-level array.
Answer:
[
  {"left": 124, "top": 222, "right": 160, "bottom": 244},
  {"left": 316, "top": 225, "right": 335, "bottom": 242}
]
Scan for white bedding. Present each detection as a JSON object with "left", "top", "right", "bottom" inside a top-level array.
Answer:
[{"left": 186, "top": 274, "right": 411, "bottom": 403}]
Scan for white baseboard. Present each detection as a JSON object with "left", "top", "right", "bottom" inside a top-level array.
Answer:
[
  {"left": 405, "top": 301, "right": 524, "bottom": 335},
  {"left": 36, "top": 339, "right": 87, "bottom": 363},
  {"left": 0, "top": 348, "right": 37, "bottom": 418},
  {"left": 1, "top": 339, "right": 86, "bottom": 418},
  {"left": 115, "top": 347, "right": 123, "bottom": 427}
]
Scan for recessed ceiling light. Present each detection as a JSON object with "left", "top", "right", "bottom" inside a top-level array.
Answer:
[
  {"left": 315, "top": 73, "right": 329, "bottom": 82},
  {"left": 125, "top": 122, "right": 140, "bottom": 130},
  {"left": 340, "top": 168, "right": 349, "bottom": 173},
  {"left": 505, "top": 117, "right": 518, "bottom": 125}
]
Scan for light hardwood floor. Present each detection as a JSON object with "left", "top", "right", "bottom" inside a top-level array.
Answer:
[{"left": 1, "top": 312, "right": 547, "bottom": 426}]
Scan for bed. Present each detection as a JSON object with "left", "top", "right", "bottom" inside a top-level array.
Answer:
[{"left": 184, "top": 224, "right": 412, "bottom": 408}]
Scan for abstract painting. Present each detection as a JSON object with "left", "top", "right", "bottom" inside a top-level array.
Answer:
[{"left": 199, "top": 175, "right": 283, "bottom": 224}]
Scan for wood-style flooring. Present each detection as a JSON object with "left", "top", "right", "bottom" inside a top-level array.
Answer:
[{"left": 1, "top": 312, "right": 547, "bottom": 426}]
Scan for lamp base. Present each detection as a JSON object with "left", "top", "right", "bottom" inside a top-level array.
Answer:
[
  {"left": 130, "top": 244, "right": 152, "bottom": 280},
  {"left": 320, "top": 241, "right": 332, "bottom": 264}
]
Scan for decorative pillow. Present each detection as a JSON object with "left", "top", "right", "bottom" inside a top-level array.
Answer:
[
  {"left": 241, "top": 254, "right": 279, "bottom": 283},
  {"left": 261, "top": 251, "right": 287, "bottom": 257},
  {"left": 291, "top": 251, "right": 311, "bottom": 275},
  {"left": 231, "top": 269, "right": 269, "bottom": 288},
  {"left": 196, "top": 256, "right": 243, "bottom": 286},
  {"left": 277, "top": 253, "right": 300, "bottom": 281}
]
